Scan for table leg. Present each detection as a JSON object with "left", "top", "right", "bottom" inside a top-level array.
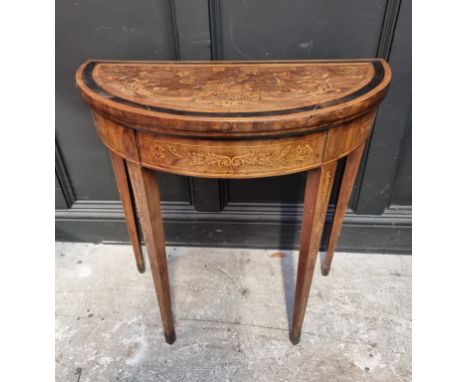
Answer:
[
  {"left": 109, "top": 151, "right": 145, "bottom": 273},
  {"left": 126, "top": 162, "right": 176, "bottom": 344},
  {"left": 321, "top": 144, "right": 366, "bottom": 276},
  {"left": 290, "top": 163, "right": 337, "bottom": 345}
]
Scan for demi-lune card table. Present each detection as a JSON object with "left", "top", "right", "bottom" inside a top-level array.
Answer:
[{"left": 76, "top": 59, "right": 391, "bottom": 344}]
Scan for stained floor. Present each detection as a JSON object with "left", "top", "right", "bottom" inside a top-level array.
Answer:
[{"left": 55, "top": 242, "right": 411, "bottom": 382}]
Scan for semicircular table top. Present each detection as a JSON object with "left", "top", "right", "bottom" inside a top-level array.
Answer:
[{"left": 76, "top": 59, "right": 391, "bottom": 137}]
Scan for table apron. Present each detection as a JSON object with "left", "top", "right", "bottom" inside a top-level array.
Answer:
[{"left": 93, "top": 111, "right": 375, "bottom": 179}]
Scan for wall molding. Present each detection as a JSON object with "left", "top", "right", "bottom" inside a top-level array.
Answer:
[
  {"left": 56, "top": 201, "right": 411, "bottom": 254},
  {"left": 55, "top": 139, "right": 75, "bottom": 208},
  {"left": 351, "top": 0, "right": 403, "bottom": 210},
  {"left": 208, "top": 0, "right": 223, "bottom": 59},
  {"left": 388, "top": 112, "right": 411, "bottom": 203},
  {"left": 55, "top": 200, "right": 411, "bottom": 224},
  {"left": 376, "top": 0, "right": 402, "bottom": 60},
  {"left": 163, "top": 0, "right": 181, "bottom": 60}
]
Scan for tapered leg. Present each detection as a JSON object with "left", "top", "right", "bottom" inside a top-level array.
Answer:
[
  {"left": 290, "top": 163, "right": 337, "bottom": 344},
  {"left": 126, "top": 162, "right": 175, "bottom": 344},
  {"left": 321, "top": 144, "right": 366, "bottom": 276},
  {"left": 109, "top": 151, "right": 145, "bottom": 273}
]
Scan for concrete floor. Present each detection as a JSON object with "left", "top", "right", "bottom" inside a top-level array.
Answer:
[{"left": 55, "top": 242, "right": 411, "bottom": 382}]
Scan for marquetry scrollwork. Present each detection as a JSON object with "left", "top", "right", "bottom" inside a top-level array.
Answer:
[
  {"left": 295, "top": 144, "right": 314, "bottom": 162},
  {"left": 145, "top": 141, "right": 321, "bottom": 170},
  {"left": 188, "top": 151, "right": 273, "bottom": 167},
  {"left": 167, "top": 146, "right": 182, "bottom": 158},
  {"left": 137, "top": 131, "right": 329, "bottom": 177},
  {"left": 195, "top": 82, "right": 261, "bottom": 107},
  {"left": 150, "top": 145, "right": 183, "bottom": 161},
  {"left": 182, "top": 145, "right": 318, "bottom": 168},
  {"left": 150, "top": 145, "right": 165, "bottom": 161}
]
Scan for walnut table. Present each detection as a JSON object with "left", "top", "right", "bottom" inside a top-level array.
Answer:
[{"left": 76, "top": 59, "right": 391, "bottom": 345}]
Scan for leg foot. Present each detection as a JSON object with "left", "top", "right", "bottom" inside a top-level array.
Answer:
[
  {"left": 289, "top": 331, "right": 301, "bottom": 345},
  {"left": 164, "top": 331, "right": 176, "bottom": 345},
  {"left": 321, "top": 265, "right": 330, "bottom": 276},
  {"left": 137, "top": 262, "right": 146, "bottom": 274}
]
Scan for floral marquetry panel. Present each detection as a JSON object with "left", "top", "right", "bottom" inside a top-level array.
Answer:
[
  {"left": 77, "top": 59, "right": 391, "bottom": 136},
  {"left": 92, "top": 62, "right": 373, "bottom": 113},
  {"left": 136, "top": 131, "right": 327, "bottom": 178}
]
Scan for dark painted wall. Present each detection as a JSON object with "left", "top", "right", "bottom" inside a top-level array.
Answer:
[{"left": 56, "top": 0, "right": 411, "bottom": 253}]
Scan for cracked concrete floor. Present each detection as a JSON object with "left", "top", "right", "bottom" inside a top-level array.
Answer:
[{"left": 55, "top": 242, "right": 411, "bottom": 382}]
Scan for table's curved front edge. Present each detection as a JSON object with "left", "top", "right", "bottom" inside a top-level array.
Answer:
[
  {"left": 76, "top": 59, "right": 390, "bottom": 139},
  {"left": 92, "top": 110, "right": 376, "bottom": 179}
]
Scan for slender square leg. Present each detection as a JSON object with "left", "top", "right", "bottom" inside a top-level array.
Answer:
[
  {"left": 321, "top": 144, "right": 366, "bottom": 276},
  {"left": 126, "top": 162, "right": 176, "bottom": 344},
  {"left": 290, "top": 163, "right": 337, "bottom": 344},
  {"left": 109, "top": 151, "right": 145, "bottom": 273}
]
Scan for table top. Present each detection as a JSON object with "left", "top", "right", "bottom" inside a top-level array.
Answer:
[{"left": 76, "top": 59, "right": 391, "bottom": 138}]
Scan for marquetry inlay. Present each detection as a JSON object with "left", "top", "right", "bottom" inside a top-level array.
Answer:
[
  {"left": 136, "top": 131, "right": 327, "bottom": 178},
  {"left": 91, "top": 62, "right": 375, "bottom": 114}
]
